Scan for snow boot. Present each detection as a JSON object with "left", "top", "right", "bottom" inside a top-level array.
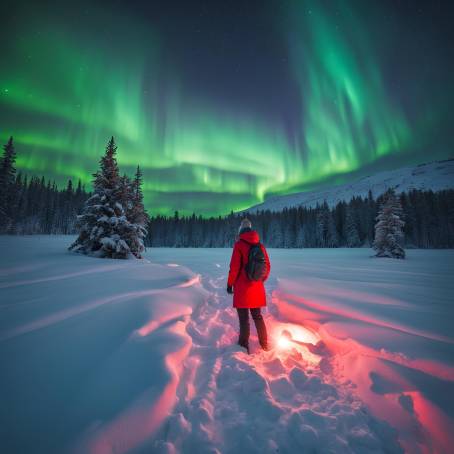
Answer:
[
  {"left": 238, "top": 341, "right": 250, "bottom": 354},
  {"left": 261, "top": 343, "right": 272, "bottom": 352}
]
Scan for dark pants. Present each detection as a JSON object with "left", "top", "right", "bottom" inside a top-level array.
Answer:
[{"left": 236, "top": 308, "right": 268, "bottom": 348}]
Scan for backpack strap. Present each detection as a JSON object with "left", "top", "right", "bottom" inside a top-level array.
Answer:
[
  {"left": 239, "top": 239, "right": 253, "bottom": 272},
  {"left": 239, "top": 239, "right": 248, "bottom": 267},
  {"left": 239, "top": 239, "right": 261, "bottom": 269}
]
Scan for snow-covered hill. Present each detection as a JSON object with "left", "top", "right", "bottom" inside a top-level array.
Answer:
[{"left": 244, "top": 158, "right": 454, "bottom": 213}]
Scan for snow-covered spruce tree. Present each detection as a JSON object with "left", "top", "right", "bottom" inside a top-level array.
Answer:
[
  {"left": 117, "top": 169, "right": 148, "bottom": 258},
  {"left": 295, "top": 224, "right": 305, "bottom": 248},
  {"left": 315, "top": 202, "right": 330, "bottom": 247},
  {"left": 267, "top": 218, "right": 284, "bottom": 247},
  {"left": 69, "top": 137, "right": 147, "bottom": 259},
  {"left": 326, "top": 212, "right": 339, "bottom": 247},
  {"left": 131, "top": 166, "right": 149, "bottom": 227},
  {"left": 344, "top": 207, "right": 361, "bottom": 247},
  {"left": 0, "top": 136, "right": 17, "bottom": 232},
  {"left": 373, "top": 189, "right": 405, "bottom": 259},
  {"left": 316, "top": 202, "right": 338, "bottom": 247}
]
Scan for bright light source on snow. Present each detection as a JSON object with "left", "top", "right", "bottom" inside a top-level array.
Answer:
[
  {"left": 273, "top": 324, "right": 320, "bottom": 354},
  {"left": 289, "top": 325, "right": 319, "bottom": 345},
  {"left": 277, "top": 336, "right": 291, "bottom": 349}
]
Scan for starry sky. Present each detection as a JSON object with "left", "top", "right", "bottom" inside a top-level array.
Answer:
[{"left": 1, "top": 0, "right": 453, "bottom": 215}]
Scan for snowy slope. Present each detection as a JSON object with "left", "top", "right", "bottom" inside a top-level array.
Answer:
[
  {"left": 1, "top": 237, "right": 454, "bottom": 453},
  {"left": 0, "top": 237, "right": 207, "bottom": 454},
  {"left": 244, "top": 158, "right": 454, "bottom": 212}
]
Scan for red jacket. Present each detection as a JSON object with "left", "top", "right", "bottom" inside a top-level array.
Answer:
[{"left": 227, "top": 230, "right": 270, "bottom": 308}]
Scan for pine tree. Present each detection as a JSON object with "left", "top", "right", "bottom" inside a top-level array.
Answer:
[
  {"left": 326, "top": 211, "right": 339, "bottom": 247},
  {"left": 295, "top": 224, "right": 305, "bottom": 248},
  {"left": 130, "top": 166, "right": 149, "bottom": 225},
  {"left": 118, "top": 172, "right": 147, "bottom": 257},
  {"left": 0, "top": 137, "right": 17, "bottom": 232},
  {"left": 69, "top": 137, "right": 144, "bottom": 258},
  {"left": 344, "top": 206, "right": 361, "bottom": 247},
  {"left": 315, "top": 202, "right": 330, "bottom": 247},
  {"left": 373, "top": 189, "right": 405, "bottom": 259},
  {"left": 267, "top": 217, "right": 283, "bottom": 247}
]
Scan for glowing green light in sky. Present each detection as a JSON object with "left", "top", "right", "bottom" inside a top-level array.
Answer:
[
  {"left": 286, "top": 0, "right": 410, "bottom": 181},
  {"left": 0, "top": 1, "right": 415, "bottom": 215}
]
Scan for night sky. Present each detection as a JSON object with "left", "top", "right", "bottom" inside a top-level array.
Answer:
[{"left": 1, "top": 0, "right": 453, "bottom": 215}]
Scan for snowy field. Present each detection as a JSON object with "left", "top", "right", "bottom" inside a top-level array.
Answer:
[{"left": 1, "top": 236, "right": 453, "bottom": 454}]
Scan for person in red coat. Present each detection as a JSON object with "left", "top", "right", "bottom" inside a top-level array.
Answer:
[{"left": 227, "top": 218, "right": 271, "bottom": 353}]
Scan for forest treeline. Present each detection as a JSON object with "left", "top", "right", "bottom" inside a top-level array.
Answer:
[
  {"left": 1, "top": 174, "right": 88, "bottom": 234},
  {"left": 147, "top": 190, "right": 454, "bottom": 249},
  {"left": 1, "top": 137, "right": 453, "bottom": 248},
  {"left": 1, "top": 169, "right": 454, "bottom": 248}
]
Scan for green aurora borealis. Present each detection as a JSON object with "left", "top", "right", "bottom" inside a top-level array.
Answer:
[{"left": 1, "top": 0, "right": 452, "bottom": 215}]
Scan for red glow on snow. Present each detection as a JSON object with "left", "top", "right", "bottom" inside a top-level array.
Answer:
[
  {"left": 72, "top": 321, "right": 192, "bottom": 454},
  {"left": 184, "top": 355, "right": 200, "bottom": 403},
  {"left": 135, "top": 302, "right": 192, "bottom": 338},
  {"left": 406, "top": 391, "right": 454, "bottom": 454},
  {"left": 274, "top": 290, "right": 454, "bottom": 344},
  {"left": 177, "top": 274, "right": 201, "bottom": 288},
  {"left": 137, "top": 320, "right": 159, "bottom": 337}
]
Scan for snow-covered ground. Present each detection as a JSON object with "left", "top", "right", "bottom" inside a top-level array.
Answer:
[{"left": 1, "top": 236, "right": 453, "bottom": 454}]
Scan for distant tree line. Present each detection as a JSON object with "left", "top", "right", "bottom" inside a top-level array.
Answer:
[
  {"left": 5, "top": 175, "right": 88, "bottom": 235},
  {"left": 0, "top": 137, "right": 89, "bottom": 234},
  {"left": 1, "top": 137, "right": 453, "bottom": 247},
  {"left": 147, "top": 189, "right": 454, "bottom": 249}
]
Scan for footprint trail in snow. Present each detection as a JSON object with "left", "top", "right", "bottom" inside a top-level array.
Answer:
[{"left": 148, "top": 269, "right": 402, "bottom": 454}]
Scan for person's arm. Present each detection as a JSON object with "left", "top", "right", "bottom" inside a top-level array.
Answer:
[
  {"left": 227, "top": 243, "right": 242, "bottom": 288},
  {"left": 262, "top": 244, "right": 271, "bottom": 282}
]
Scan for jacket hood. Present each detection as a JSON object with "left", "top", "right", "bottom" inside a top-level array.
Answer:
[{"left": 239, "top": 229, "right": 260, "bottom": 244}]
